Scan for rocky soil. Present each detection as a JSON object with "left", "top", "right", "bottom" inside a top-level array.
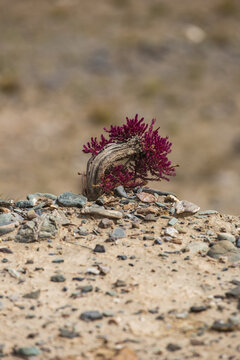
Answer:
[{"left": 0, "top": 189, "right": 240, "bottom": 359}]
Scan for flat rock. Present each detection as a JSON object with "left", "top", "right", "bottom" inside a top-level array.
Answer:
[
  {"left": 217, "top": 232, "right": 235, "bottom": 243},
  {"left": 136, "top": 192, "right": 156, "bottom": 203},
  {"left": 15, "top": 210, "right": 68, "bottom": 243},
  {"left": 175, "top": 200, "right": 200, "bottom": 215},
  {"left": 82, "top": 206, "right": 123, "bottom": 219},
  {"left": 225, "top": 286, "right": 240, "bottom": 299},
  {"left": 207, "top": 240, "right": 240, "bottom": 262},
  {"left": 98, "top": 218, "right": 114, "bottom": 228},
  {"left": 184, "top": 241, "right": 209, "bottom": 254},
  {"left": 164, "top": 227, "right": 178, "bottom": 238},
  {"left": 13, "top": 347, "right": 41, "bottom": 357},
  {"left": 111, "top": 227, "right": 126, "bottom": 239},
  {"left": 80, "top": 310, "right": 103, "bottom": 322},
  {"left": 57, "top": 192, "right": 87, "bottom": 207}
]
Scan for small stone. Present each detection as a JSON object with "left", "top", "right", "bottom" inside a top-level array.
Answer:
[
  {"left": 217, "top": 232, "right": 235, "bottom": 243},
  {"left": 93, "top": 244, "right": 106, "bottom": 253},
  {"left": 117, "top": 255, "right": 127, "bottom": 260},
  {"left": 50, "top": 274, "right": 66, "bottom": 282},
  {"left": 168, "top": 217, "right": 178, "bottom": 226},
  {"left": 15, "top": 200, "right": 34, "bottom": 208},
  {"left": 59, "top": 327, "right": 80, "bottom": 338},
  {"left": 13, "top": 346, "right": 41, "bottom": 357},
  {"left": 190, "top": 339, "right": 205, "bottom": 346},
  {"left": 72, "top": 277, "right": 85, "bottom": 281},
  {"left": 190, "top": 305, "right": 208, "bottom": 313},
  {"left": 211, "top": 320, "right": 235, "bottom": 332},
  {"left": 143, "top": 188, "right": 176, "bottom": 197},
  {"left": 82, "top": 206, "right": 123, "bottom": 219},
  {"left": 207, "top": 241, "right": 240, "bottom": 262},
  {"left": 175, "top": 312, "right": 189, "bottom": 319},
  {"left": 155, "top": 202, "right": 168, "bottom": 209},
  {"left": 52, "top": 258, "right": 64, "bottom": 263},
  {"left": 103, "top": 310, "right": 114, "bottom": 317},
  {"left": 57, "top": 192, "right": 87, "bottom": 208},
  {"left": 0, "top": 222, "right": 18, "bottom": 236},
  {"left": 198, "top": 210, "right": 218, "bottom": 215},
  {"left": 80, "top": 310, "right": 103, "bottom": 322},
  {"left": 164, "top": 227, "right": 178, "bottom": 238},
  {"left": 0, "top": 247, "right": 13, "bottom": 254},
  {"left": 225, "top": 286, "right": 240, "bottom": 299},
  {"left": 175, "top": 200, "right": 200, "bottom": 215},
  {"left": 154, "top": 238, "right": 163, "bottom": 245},
  {"left": 27, "top": 209, "right": 38, "bottom": 220},
  {"left": 236, "top": 236, "right": 240, "bottom": 248},
  {"left": 97, "top": 264, "right": 110, "bottom": 275},
  {"left": 77, "top": 226, "right": 88, "bottom": 236},
  {"left": 111, "top": 227, "right": 126, "bottom": 239},
  {"left": 144, "top": 214, "right": 157, "bottom": 222},
  {"left": 166, "top": 343, "right": 182, "bottom": 352},
  {"left": 78, "top": 285, "right": 93, "bottom": 294},
  {"left": 114, "top": 185, "right": 129, "bottom": 198},
  {"left": 98, "top": 218, "right": 114, "bottom": 228},
  {"left": 86, "top": 267, "right": 100, "bottom": 275},
  {"left": 136, "top": 192, "right": 156, "bottom": 203},
  {"left": 7, "top": 268, "right": 22, "bottom": 280},
  {"left": 27, "top": 192, "right": 57, "bottom": 201},
  {"left": 23, "top": 290, "right": 40, "bottom": 300},
  {"left": 184, "top": 241, "right": 209, "bottom": 254}
]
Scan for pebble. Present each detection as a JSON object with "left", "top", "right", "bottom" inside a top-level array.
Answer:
[
  {"left": 190, "top": 305, "right": 208, "bottom": 313},
  {"left": 0, "top": 199, "right": 14, "bottom": 207},
  {"left": 198, "top": 210, "right": 218, "bottom": 215},
  {"left": 117, "top": 255, "right": 127, "bottom": 260},
  {"left": 0, "top": 212, "right": 22, "bottom": 225},
  {"left": 80, "top": 310, "right": 103, "bottom": 322},
  {"left": 98, "top": 218, "right": 114, "bottom": 228},
  {"left": 184, "top": 241, "right": 209, "bottom": 254},
  {"left": 111, "top": 227, "right": 126, "bottom": 239},
  {"left": 78, "top": 285, "right": 93, "bottom": 294},
  {"left": 168, "top": 217, "right": 178, "bottom": 226},
  {"left": 155, "top": 202, "right": 168, "bottom": 209},
  {"left": 97, "top": 264, "right": 110, "bottom": 275},
  {"left": 27, "top": 192, "right": 57, "bottom": 201},
  {"left": 236, "top": 236, "right": 240, "bottom": 248},
  {"left": 175, "top": 200, "right": 200, "bottom": 215},
  {"left": 7, "top": 268, "right": 22, "bottom": 280},
  {"left": 23, "top": 290, "right": 40, "bottom": 300},
  {"left": 114, "top": 185, "right": 129, "bottom": 198},
  {"left": 225, "top": 286, "right": 240, "bottom": 299},
  {"left": 143, "top": 189, "right": 176, "bottom": 196},
  {"left": 93, "top": 244, "right": 106, "bottom": 253},
  {"left": 136, "top": 192, "right": 156, "bottom": 203},
  {"left": 15, "top": 210, "right": 68, "bottom": 243},
  {"left": 57, "top": 192, "right": 87, "bottom": 208},
  {"left": 82, "top": 206, "right": 123, "bottom": 219},
  {"left": 50, "top": 274, "right": 66, "bottom": 282},
  {"left": 87, "top": 267, "right": 100, "bottom": 275},
  {"left": 144, "top": 214, "right": 157, "bottom": 222},
  {"left": 0, "top": 247, "right": 13, "bottom": 254},
  {"left": 166, "top": 343, "right": 182, "bottom": 352},
  {"left": 59, "top": 328, "right": 80, "bottom": 338},
  {"left": 154, "top": 238, "right": 163, "bottom": 245},
  {"left": 13, "top": 347, "right": 41, "bottom": 357},
  {"left": 211, "top": 320, "right": 235, "bottom": 332},
  {"left": 77, "top": 226, "right": 88, "bottom": 236},
  {"left": 217, "top": 232, "right": 236, "bottom": 243},
  {"left": 207, "top": 241, "right": 240, "bottom": 262},
  {"left": 176, "top": 312, "right": 189, "bottom": 319},
  {"left": 15, "top": 200, "right": 34, "bottom": 208},
  {"left": 164, "top": 227, "right": 178, "bottom": 238},
  {"left": 52, "top": 258, "right": 64, "bottom": 263},
  {"left": 0, "top": 222, "right": 18, "bottom": 236}
]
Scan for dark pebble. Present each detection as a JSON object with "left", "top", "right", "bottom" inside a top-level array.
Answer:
[
  {"left": 80, "top": 310, "right": 103, "bottom": 322},
  {"left": 52, "top": 258, "right": 64, "bottom": 263},
  {"left": 23, "top": 290, "right": 40, "bottom": 300},
  {"left": 93, "top": 244, "right": 106, "bottom": 253},
  {"left": 0, "top": 247, "right": 13, "bottom": 254},
  {"left": 50, "top": 274, "right": 66, "bottom": 282},
  {"left": 114, "top": 185, "right": 129, "bottom": 198},
  {"left": 154, "top": 239, "right": 162, "bottom": 245},
  {"left": 15, "top": 200, "right": 34, "bottom": 208},
  {"left": 226, "top": 286, "right": 240, "bottom": 299},
  {"left": 1, "top": 258, "right": 8, "bottom": 263},
  {"left": 166, "top": 343, "right": 182, "bottom": 352},
  {"left": 211, "top": 320, "right": 235, "bottom": 332},
  {"left": 155, "top": 315, "right": 164, "bottom": 320},
  {"left": 78, "top": 285, "right": 93, "bottom": 294},
  {"left": 72, "top": 277, "right": 85, "bottom": 282},
  {"left": 190, "top": 305, "right": 208, "bottom": 313},
  {"left": 117, "top": 255, "right": 127, "bottom": 260},
  {"left": 236, "top": 236, "right": 240, "bottom": 248}
]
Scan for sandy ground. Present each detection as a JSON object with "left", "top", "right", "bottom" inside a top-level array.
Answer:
[{"left": 0, "top": 192, "right": 240, "bottom": 360}]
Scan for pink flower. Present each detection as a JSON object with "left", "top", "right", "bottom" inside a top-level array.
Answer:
[{"left": 83, "top": 114, "right": 176, "bottom": 193}]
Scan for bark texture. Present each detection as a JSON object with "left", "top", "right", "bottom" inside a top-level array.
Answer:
[{"left": 84, "top": 136, "right": 141, "bottom": 200}]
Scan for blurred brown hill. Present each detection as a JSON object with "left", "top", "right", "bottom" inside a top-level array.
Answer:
[{"left": 0, "top": 0, "right": 239, "bottom": 214}]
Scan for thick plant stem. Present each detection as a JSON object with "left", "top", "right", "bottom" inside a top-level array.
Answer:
[{"left": 84, "top": 136, "right": 141, "bottom": 200}]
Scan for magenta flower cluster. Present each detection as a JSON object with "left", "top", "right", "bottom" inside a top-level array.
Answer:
[{"left": 83, "top": 114, "right": 176, "bottom": 192}]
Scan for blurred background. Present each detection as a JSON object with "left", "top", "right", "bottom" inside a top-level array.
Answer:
[{"left": 0, "top": 0, "right": 239, "bottom": 215}]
